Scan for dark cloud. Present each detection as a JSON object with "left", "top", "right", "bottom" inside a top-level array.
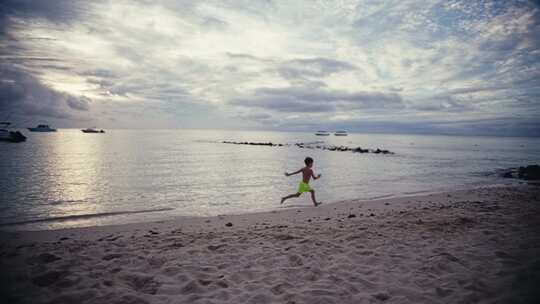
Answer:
[
  {"left": 66, "top": 96, "right": 90, "bottom": 111},
  {"left": 0, "top": 64, "right": 89, "bottom": 119},
  {"left": 231, "top": 86, "right": 404, "bottom": 113},
  {"left": 411, "top": 94, "right": 474, "bottom": 112},
  {"left": 233, "top": 96, "right": 336, "bottom": 113},
  {"left": 0, "top": 0, "right": 92, "bottom": 25}
]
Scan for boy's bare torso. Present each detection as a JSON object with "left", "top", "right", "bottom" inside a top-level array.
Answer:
[{"left": 301, "top": 167, "right": 313, "bottom": 183}]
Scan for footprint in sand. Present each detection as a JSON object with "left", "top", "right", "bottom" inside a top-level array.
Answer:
[
  {"left": 180, "top": 280, "right": 205, "bottom": 294},
  {"left": 32, "top": 270, "right": 70, "bottom": 287},
  {"left": 120, "top": 273, "right": 160, "bottom": 294},
  {"left": 288, "top": 254, "right": 304, "bottom": 266},
  {"left": 26, "top": 253, "right": 61, "bottom": 265},
  {"left": 102, "top": 253, "right": 123, "bottom": 261}
]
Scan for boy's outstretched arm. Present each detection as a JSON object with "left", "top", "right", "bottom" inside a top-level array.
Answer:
[
  {"left": 285, "top": 168, "right": 303, "bottom": 176},
  {"left": 312, "top": 172, "right": 322, "bottom": 180}
]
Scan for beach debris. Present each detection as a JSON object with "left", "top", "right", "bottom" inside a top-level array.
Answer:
[
  {"left": 225, "top": 222, "right": 233, "bottom": 227},
  {"left": 348, "top": 214, "right": 356, "bottom": 218},
  {"left": 222, "top": 141, "right": 394, "bottom": 155}
]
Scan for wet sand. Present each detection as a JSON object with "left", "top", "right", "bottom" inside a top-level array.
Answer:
[{"left": 1, "top": 185, "right": 539, "bottom": 304}]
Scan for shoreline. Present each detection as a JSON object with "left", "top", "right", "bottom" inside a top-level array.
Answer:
[
  {"left": 1, "top": 184, "right": 539, "bottom": 303},
  {"left": 1, "top": 179, "right": 525, "bottom": 233}
]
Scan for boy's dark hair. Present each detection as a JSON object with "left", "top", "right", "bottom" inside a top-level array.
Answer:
[{"left": 304, "top": 157, "right": 313, "bottom": 165}]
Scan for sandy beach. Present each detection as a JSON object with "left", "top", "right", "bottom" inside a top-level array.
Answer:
[{"left": 1, "top": 185, "right": 539, "bottom": 304}]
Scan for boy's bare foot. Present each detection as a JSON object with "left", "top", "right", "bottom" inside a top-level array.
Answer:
[
  {"left": 314, "top": 202, "right": 322, "bottom": 207},
  {"left": 280, "top": 197, "right": 285, "bottom": 204}
]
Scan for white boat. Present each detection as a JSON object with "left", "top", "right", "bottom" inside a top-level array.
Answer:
[
  {"left": 0, "top": 122, "right": 27, "bottom": 142},
  {"left": 315, "top": 130, "right": 330, "bottom": 136},
  {"left": 28, "top": 124, "right": 57, "bottom": 132},
  {"left": 334, "top": 130, "right": 348, "bottom": 136},
  {"left": 82, "top": 128, "right": 105, "bottom": 133}
]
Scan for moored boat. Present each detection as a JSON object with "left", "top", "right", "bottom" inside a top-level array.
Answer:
[
  {"left": 334, "top": 130, "right": 348, "bottom": 136},
  {"left": 315, "top": 130, "right": 330, "bottom": 136},
  {"left": 28, "top": 124, "right": 57, "bottom": 132},
  {"left": 82, "top": 128, "right": 105, "bottom": 133},
  {"left": 0, "top": 122, "right": 27, "bottom": 142}
]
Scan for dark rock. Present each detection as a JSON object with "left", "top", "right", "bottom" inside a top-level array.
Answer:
[
  {"left": 222, "top": 141, "right": 393, "bottom": 155},
  {"left": 225, "top": 222, "right": 233, "bottom": 227},
  {"left": 518, "top": 165, "right": 540, "bottom": 180},
  {"left": 348, "top": 214, "right": 356, "bottom": 218},
  {"left": 502, "top": 171, "right": 514, "bottom": 178},
  {"left": 353, "top": 147, "right": 368, "bottom": 153},
  {"left": 370, "top": 213, "right": 375, "bottom": 217}
]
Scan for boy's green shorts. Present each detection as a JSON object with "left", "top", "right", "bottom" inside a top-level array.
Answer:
[{"left": 298, "top": 182, "right": 312, "bottom": 193}]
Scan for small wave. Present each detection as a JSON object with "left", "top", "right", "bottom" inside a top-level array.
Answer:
[
  {"left": 365, "top": 194, "right": 395, "bottom": 200},
  {"left": 49, "top": 199, "right": 86, "bottom": 205},
  {"left": 0, "top": 207, "right": 174, "bottom": 227},
  {"left": 402, "top": 190, "right": 434, "bottom": 195}
]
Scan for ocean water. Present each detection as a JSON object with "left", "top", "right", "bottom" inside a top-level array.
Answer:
[{"left": 1, "top": 129, "right": 539, "bottom": 230}]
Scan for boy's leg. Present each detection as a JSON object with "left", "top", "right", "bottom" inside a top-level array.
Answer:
[
  {"left": 281, "top": 192, "right": 301, "bottom": 204},
  {"left": 309, "top": 189, "right": 321, "bottom": 206}
]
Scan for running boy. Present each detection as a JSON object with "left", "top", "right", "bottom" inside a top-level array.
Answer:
[{"left": 281, "top": 157, "right": 322, "bottom": 206}]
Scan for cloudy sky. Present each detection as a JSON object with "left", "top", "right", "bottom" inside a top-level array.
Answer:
[{"left": 1, "top": 0, "right": 539, "bottom": 136}]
